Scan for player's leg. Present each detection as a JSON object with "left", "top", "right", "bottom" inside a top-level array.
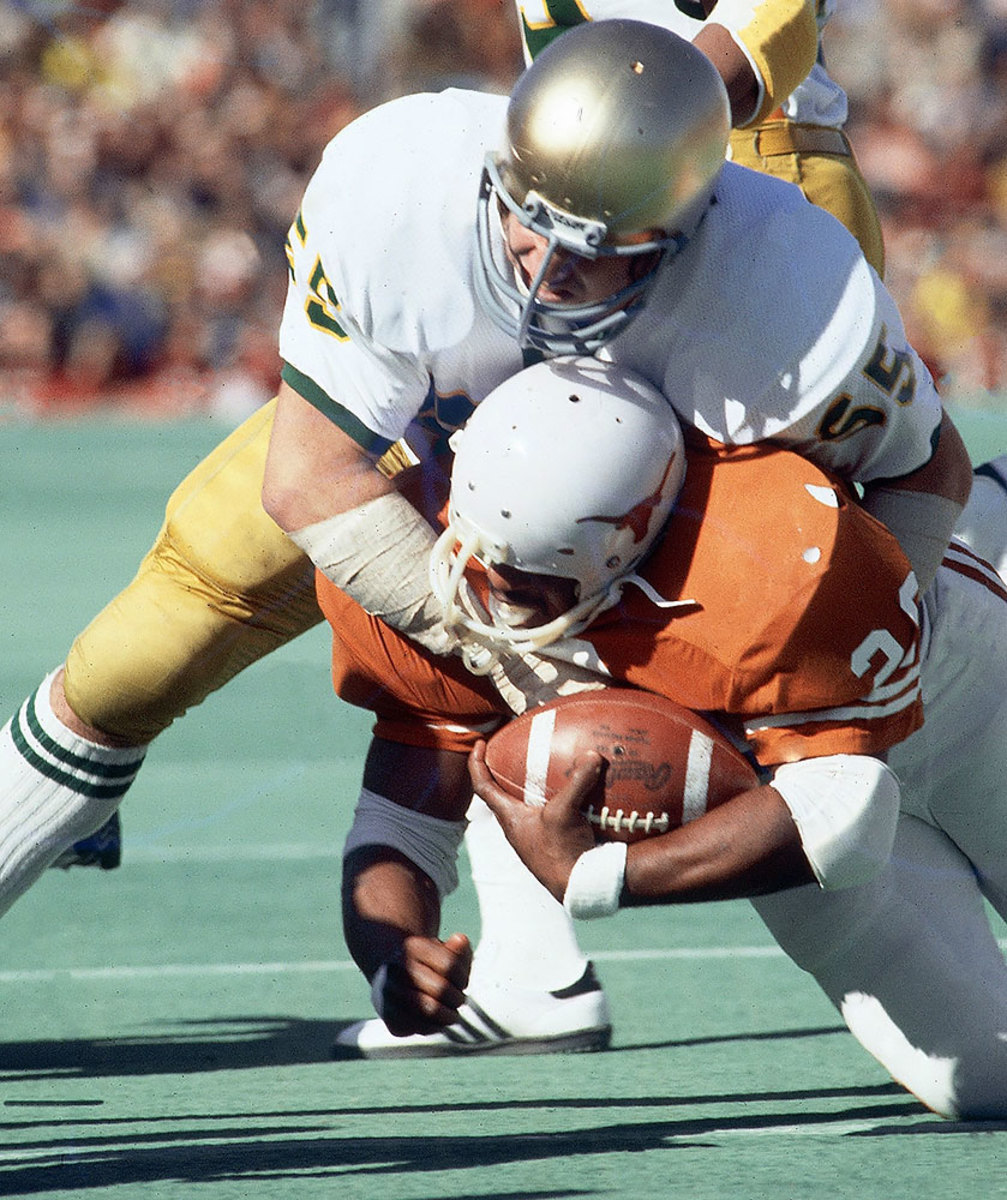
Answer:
[
  {"left": 62, "top": 399, "right": 319, "bottom": 743},
  {"left": 759, "top": 562, "right": 1007, "bottom": 1116},
  {"left": 887, "top": 557, "right": 1007, "bottom": 917},
  {"left": 954, "top": 457, "right": 1007, "bottom": 579},
  {"left": 794, "top": 531, "right": 1007, "bottom": 1116},
  {"left": 728, "top": 127, "right": 885, "bottom": 276},
  {"left": 318, "top": 573, "right": 612, "bottom": 1059},
  {"left": 753, "top": 815, "right": 1007, "bottom": 1119},
  {"left": 757, "top": 560, "right": 1007, "bottom": 1113},
  {"left": 0, "top": 669, "right": 147, "bottom": 916},
  {"left": 2, "top": 399, "right": 320, "bottom": 909},
  {"left": 334, "top": 795, "right": 611, "bottom": 1058},
  {"left": 464, "top": 796, "right": 600, "bottom": 994}
]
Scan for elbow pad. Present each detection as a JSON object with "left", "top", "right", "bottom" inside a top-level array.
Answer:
[
  {"left": 716, "top": 0, "right": 819, "bottom": 124},
  {"left": 343, "top": 787, "right": 467, "bottom": 899},
  {"left": 770, "top": 754, "right": 900, "bottom": 889}
]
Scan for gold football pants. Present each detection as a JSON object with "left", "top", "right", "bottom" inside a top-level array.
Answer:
[
  {"left": 63, "top": 120, "right": 885, "bottom": 743},
  {"left": 63, "top": 400, "right": 321, "bottom": 742},
  {"left": 729, "top": 120, "right": 885, "bottom": 277}
]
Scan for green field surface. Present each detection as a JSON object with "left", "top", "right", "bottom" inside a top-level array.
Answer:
[{"left": 2, "top": 408, "right": 1007, "bottom": 1198}]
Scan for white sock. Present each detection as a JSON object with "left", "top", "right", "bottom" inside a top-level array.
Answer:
[
  {"left": 464, "top": 795, "right": 590, "bottom": 993},
  {"left": 0, "top": 670, "right": 147, "bottom": 917}
]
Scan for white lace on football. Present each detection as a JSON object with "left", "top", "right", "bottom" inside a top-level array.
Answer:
[{"left": 583, "top": 804, "right": 672, "bottom": 837}]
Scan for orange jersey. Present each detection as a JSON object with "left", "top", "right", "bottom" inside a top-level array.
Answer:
[
  {"left": 572, "top": 442, "right": 923, "bottom": 763},
  {"left": 316, "top": 443, "right": 924, "bottom": 765},
  {"left": 320, "top": 583, "right": 504, "bottom": 754}
]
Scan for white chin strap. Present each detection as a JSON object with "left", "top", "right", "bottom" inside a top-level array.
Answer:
[{"left": 429, "top": 525, "right": 617, "bottom": 673}]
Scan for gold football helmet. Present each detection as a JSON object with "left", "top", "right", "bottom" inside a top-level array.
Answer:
[{"left": 475, "top": 19, "right": 730, "bottom": 354}]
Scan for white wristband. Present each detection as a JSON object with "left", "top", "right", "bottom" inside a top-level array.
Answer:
[{"left": 563, "top": 841, "right": 628, "bottom": 920}]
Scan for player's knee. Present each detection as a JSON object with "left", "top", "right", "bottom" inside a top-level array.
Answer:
[{"left": 48, "top": 668, "right": 139, "bottom": 748}]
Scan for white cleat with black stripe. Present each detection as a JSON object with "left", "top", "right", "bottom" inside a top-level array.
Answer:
[{"left": 332, "top": 962, "right": 612, "bottom": 1059}]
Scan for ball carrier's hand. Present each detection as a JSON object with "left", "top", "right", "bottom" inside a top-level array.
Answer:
[
  {"left": 372, "top": 932, "right": 473, "bottom": 1037},
  {"left": 470, "top": 739, "right": 603, "bottom": 902}
]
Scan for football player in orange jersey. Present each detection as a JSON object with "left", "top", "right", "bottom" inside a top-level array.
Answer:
[
  {"left": 0, "top": 19, "right": 989, "bottom": 1064},
  {"left": 320, "top": 357, "right": 1007, "bottom": 1119},
  {"left": 18, "top": 2, "right": 883, "bottom": 888}
]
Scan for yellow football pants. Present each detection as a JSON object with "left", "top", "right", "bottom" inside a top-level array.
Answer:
[
  {"left": 62, "top": 123, "right": 885, "bottom": 743},
  {"left": 729, "top": 121, "right": 885, "bottom": 277},
  {"left": 63, "top": 400, "right": 320, "bottom": 741}
]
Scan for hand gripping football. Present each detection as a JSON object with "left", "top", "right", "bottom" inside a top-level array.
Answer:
[{"left": 484, "top": 689, "right": 759, "bottom": 843}]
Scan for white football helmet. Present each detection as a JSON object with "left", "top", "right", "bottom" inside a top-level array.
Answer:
[
  {"left": 475, "top": 19, "right": 730, "bottom": 354},
  {"left": 430, "top": 357, "right": 686, "bottom": 663}
]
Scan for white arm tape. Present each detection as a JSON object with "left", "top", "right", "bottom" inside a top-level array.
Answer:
[
  {"left": 288, "top": 491, "right": 454, "bottom": 654},
  {"left": 861, "top": 487, "right": 962, "bottom": 593},
  {"left": 343, "top": 787, "right": 468, "bottom": 899},
  {"left": 563, "top": 841, "right": 628, "bottom": 920},
  {"left": 770, "top": 754, "right": 901, "bottom": 890},
  {"left": 488, "top": 648, "right": 608, "bottom": 716}
]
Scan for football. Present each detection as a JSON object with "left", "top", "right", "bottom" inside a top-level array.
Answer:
[{"left": 484, "top": 688, "right": 759, "bottom": 843}]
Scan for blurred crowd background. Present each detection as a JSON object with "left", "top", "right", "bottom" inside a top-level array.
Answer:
[
  {"left": 828, "top": 0, "right": 1007, "bottom": 401},
  {"left": 0, "top": 0, "right": 522, "bottom": 419},
  {"left": 1, "top": 0, "right": 1005, "bottom": 421}
]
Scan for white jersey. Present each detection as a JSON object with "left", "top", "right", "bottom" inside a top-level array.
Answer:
[
  {"left": 603, "top": 161, "right": 936, "bottom": 482},
  {"left": 516, "top": 0, "right": 848, "bottom": 128},
  {"left": 279, "top": 90, "right": 525, "bottom": 459},
  {"left": 279, "top": 88, "right": 940, "bottom": 483}
]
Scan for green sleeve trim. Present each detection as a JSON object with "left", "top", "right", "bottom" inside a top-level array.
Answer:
[
  {"left": 521, "top": 2, "right": 588, "bottom": 59},
  {"left": 280, "top": 362, "right": 394, "bottom": 457}
]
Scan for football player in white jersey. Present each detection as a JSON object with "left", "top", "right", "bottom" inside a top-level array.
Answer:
[
  {"left": 264, "top": 19, "right": 967, "bottom": 648},
  {"left": 0, "top": 20, "right": 998, "bottom": 1055},
  {"left": 0, "top": 2, "right": 886, "bottom": 885},
  {"left": 261, "top": 21, "right": 970, "bottom": 1054},
  {"left": 515, "top": 1, "right": 886, "bottom": 274}
]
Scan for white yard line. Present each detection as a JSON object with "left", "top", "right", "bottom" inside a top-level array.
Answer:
[
  {"left": 0, "top": 946, "right": 807, "bottom": 985},
  {"left": 2, "top": 944, "right": 1003, "bottom": 985}
]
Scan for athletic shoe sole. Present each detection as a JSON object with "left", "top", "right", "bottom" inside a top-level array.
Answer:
[{"left": 331, "top": 1022, "right": 612, "bottom": 1060}]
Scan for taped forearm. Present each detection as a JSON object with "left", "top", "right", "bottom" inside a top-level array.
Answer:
[
  {"left": 713, "top": 0, "right": 818, "bottom": 124},
  {"left": 287, "top": 491, "right": 454, "bottom": 654}
]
